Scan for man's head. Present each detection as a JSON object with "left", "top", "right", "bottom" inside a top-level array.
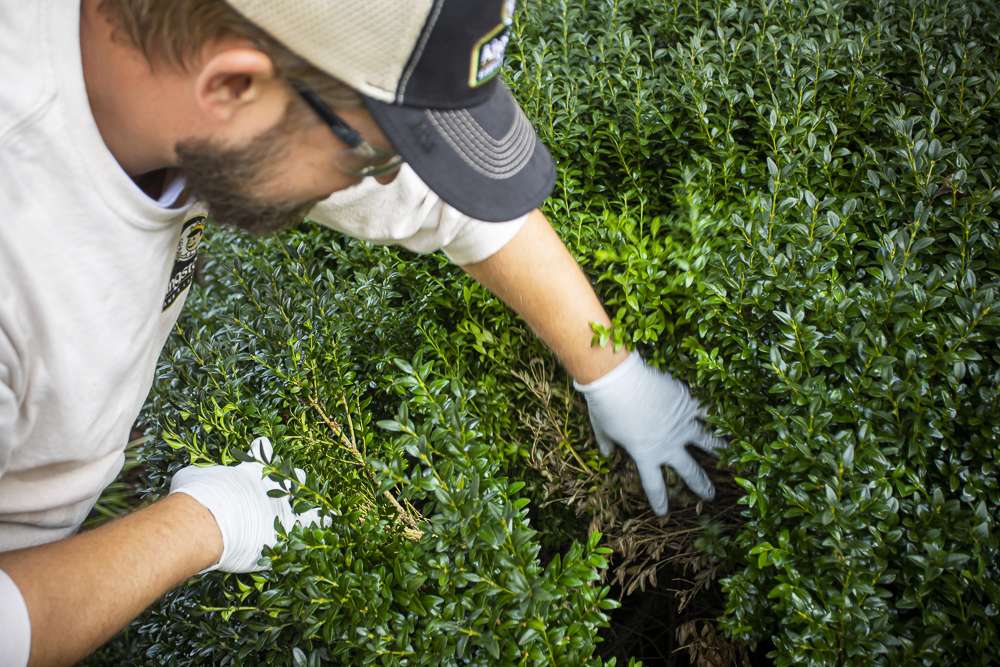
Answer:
[
  {"left": 90, "top": 0, "right": 554, "bottom": 234},
  {"left": 96, "top": 0, "right": 398, "bottom": 234}
]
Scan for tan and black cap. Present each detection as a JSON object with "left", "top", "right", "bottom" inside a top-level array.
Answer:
[{"left": 224, "top": 0, "right": 555, "bottom": 222}]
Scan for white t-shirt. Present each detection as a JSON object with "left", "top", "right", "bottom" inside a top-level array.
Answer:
[{"left": 0, "top": 1, "right": 526, "bottom": 553}]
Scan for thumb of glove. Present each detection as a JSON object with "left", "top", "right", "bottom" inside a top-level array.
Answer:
[{"left": 589, "top": 413, "right": 617, "bottom": 458}]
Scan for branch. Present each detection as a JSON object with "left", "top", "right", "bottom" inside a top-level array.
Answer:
[{"left": 305, "top": 395, "right": 424, "bottom": 540}]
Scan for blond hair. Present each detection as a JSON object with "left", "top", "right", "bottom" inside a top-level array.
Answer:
[{"left": 98, "top": 0, "right": 359, "bottom": 106}]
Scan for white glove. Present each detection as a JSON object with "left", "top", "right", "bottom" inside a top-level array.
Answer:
[
  {"left": 575, "top": 353, "right": 722, "bottom": 516},
  {"left": 169, "top": 437, "right": 321, "bottom": 573}
]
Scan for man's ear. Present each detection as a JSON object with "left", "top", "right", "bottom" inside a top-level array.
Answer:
[{"left": 194, "top": 48, "right": 276, "bottom": 122}]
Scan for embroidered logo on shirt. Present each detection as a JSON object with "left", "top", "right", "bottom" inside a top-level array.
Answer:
[{"left": 163, "top": 216, "right": 206, "bottom": 311}]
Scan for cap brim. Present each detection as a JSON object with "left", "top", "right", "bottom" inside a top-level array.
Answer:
[{"left": 363, "top": 81, "right": 555, "bottom": 223}]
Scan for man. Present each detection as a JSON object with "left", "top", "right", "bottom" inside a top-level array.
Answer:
[{"left": 0, "top": 1, "right": 722, "bottom": 664}]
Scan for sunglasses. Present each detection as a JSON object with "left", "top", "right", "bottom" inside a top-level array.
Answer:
[{"left": 290, "top": 80, "right": 404, "bottom": 178}]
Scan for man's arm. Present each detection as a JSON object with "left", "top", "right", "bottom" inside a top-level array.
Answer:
[
  {"left": 461, "top": 208, "right": 721, "bottom": 516},
  {"left": 461, "top": 208, "right": 628, "bottom": 384},
  {"left": 0, "top": 493, "right": 221, "bottom": 667},
  {"left": 0, "top": 437, "right": 319, "bottom": 666}
]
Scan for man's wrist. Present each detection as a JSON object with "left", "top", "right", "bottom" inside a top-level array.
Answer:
[
  {"left": 572, "top": 343, "right": 632, "bottom": 386},
  {"left": 574, "top": 351, "right": 641, "bottom": 392},
  {"left": 161, "top": 492, "right": 224, "bottom": 574}
]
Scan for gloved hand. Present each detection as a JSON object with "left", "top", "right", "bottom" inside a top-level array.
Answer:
[
  {"left": 575, "top": 353, "right": 722, "bottom": 516},
  {"left": 169, "top": 437, "right": 321, "bottom": 573}
]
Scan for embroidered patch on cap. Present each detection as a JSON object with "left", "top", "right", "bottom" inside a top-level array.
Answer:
[
  {"left": 163, "top": 216, "right": 206, "bottom": 311},
  {"left": 469, "top": 0, "right": 516, "bottom": 87}
]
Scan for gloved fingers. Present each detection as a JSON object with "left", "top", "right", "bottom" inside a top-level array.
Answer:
[
  {"left": 278, "top": 466, "right": 308, "bottom": 495},
  {"left": 588, "top": 413, "right": 616, "bottom": 457},
  {"left": 249, "top": 436, "right": 274, "bottom": 463},
  {"left": 665, "top": 449, "right": 715, "bottom": 500},
  {"left": 275, "top": 468, "right": 317, "bottom": 531},
  {"left": 690, "top": 424, "right": 725, "bottom": 455},
  {"left": 593, "top": 427, "right": 616, "bottom": 458},
  {"left": 272, "top": 468, "right": 307, "bottom": 495},
  {"left": 636, "top": 462, "right": 670, "bottom": 516},
  {"left": 277, "top": 504, "right": 327, "bottom": 533},
  {"left": 296, "top": 506, "right": 325, "bottom": 529}
]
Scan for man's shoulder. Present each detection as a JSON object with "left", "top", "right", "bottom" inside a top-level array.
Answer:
[{"left": 0, "top": 3, "right": 56, "bottom": 142}]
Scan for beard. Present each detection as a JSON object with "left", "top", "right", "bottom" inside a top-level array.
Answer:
[{"left": 176, "top": 112, "right": 321, "bottom": 236}]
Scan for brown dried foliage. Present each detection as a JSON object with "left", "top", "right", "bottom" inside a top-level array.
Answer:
[{"left": 512, "top": 357, "right": 749, "bottom": 666}]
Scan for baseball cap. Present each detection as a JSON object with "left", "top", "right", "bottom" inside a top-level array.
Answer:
[{"left": 223, "top": 0, "right": 556, "bottom": 223}]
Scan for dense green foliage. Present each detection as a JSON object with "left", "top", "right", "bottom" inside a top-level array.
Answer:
[
  {"left": 511, "top": 0, "right": 1000, "bottom": 663},
  {"left": 126, "top": 234, "right": 615, "bottom": 666},
  {"left": 94, "top": 0, "right": 999, "bottom": 664}
]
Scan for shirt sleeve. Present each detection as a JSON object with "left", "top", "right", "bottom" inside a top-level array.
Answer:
[
  {"left": 0, "top": 327, "right": 18, "bottom": 481},
  {"left": 0, "top": 319, "right": 31, "bottom": 667},
  {"left": 0, "top": 569, "right": 31, "bottom": 667},
  {"left": 307, "top": 165, "right": 527, "bottom": 266}
]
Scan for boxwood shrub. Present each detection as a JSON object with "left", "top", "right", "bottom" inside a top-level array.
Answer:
[
  {"left": 124, "top": 231, "right": 618, "bottom": 666},
  {"left": 510, "top": 0, "right": 1000, "bottom": 663},
  {"left": 91, "top": 0, "right": 999, "bottom": 664}
]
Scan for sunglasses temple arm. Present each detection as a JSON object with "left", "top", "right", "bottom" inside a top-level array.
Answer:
[{"left": 291, "top": 82, "right": 364, "bottom": 148}]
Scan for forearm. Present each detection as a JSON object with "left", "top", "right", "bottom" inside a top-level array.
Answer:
[
  {"left": 0, "top": 493, "right": 222, "bottom": 667},
  {"left": 461, "top": 208, "right": 627, "bottom": 384}
]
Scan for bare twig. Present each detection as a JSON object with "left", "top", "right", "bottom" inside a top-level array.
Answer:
[{"left": 306, "top": 395, "right": 424, "bottom": 540}]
